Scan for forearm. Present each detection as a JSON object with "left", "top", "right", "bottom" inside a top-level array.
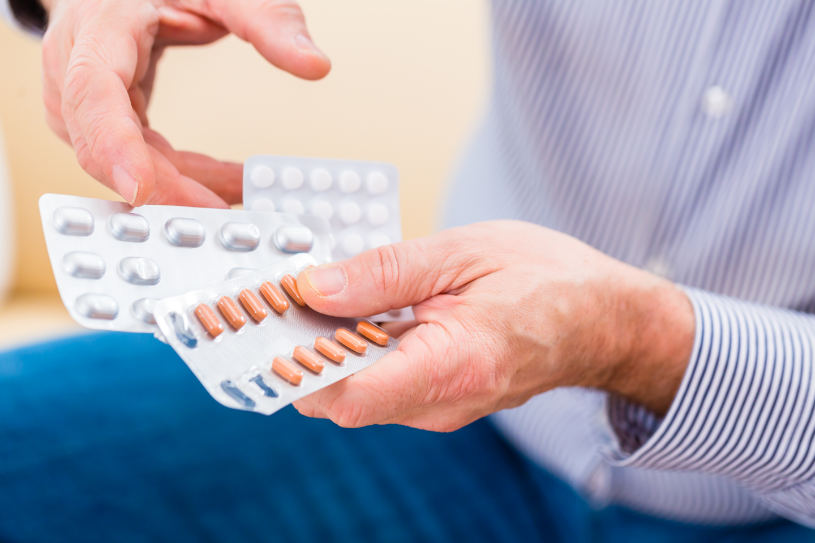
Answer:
[
  {"left": 604, "top": 288, "right": 815, "bottom": 524},
  {"left": 601, "top": 269, "right": 695, "bottom": 416}
]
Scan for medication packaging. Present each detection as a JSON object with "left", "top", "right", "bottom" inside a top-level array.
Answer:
[
  {"left": 39, "top": 194, "right": 332, "bottom": 333},
  {"left": 243, "top": 155, "right": 412, "bottom": 322},
  {"left": 153, "top": 253, "right": 397, "bottom": 414}
]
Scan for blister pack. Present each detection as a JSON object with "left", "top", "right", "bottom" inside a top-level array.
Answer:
[
  {"left": 243, "top": 155, "right": 401, "bottom": 259},
  {"left": 243, "top": 155, "right": 412, "bottom": 322},
  {"left": 153, "top": 253, "right": 397, "bottom": 415},
  {"left": 39, "top": 194, "right": 332, "bottom": 333}
]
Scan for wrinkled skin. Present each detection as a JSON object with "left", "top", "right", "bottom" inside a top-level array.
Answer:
[
  {"left": 293, "top": 221, "right": 695, "bottom": 432},
  {"left": 41, "top": 0, "right": 330, "bottom": 206}
]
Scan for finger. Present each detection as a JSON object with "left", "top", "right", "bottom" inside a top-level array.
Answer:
[
  {"left": 143, "top": 143, "right": 230, "bottom": 208},
  {"left": 143, "top": 128, "right": 243, "bottom": 204},
  {"left": 155, "top": 6, "right": 229, "bottom": 45},
  {"left": 293, "top": 322, "right": 450, "bottom": 427},
  {"left": 295, "top": 227, "right": 498, "bottom": 317},
  {"left": 199, "top": 0, "right": 331, "bottom": 80},
  {"left": 60, "top": 8, "right": 160, "bottom": 204},
  {"left": 380, "top": 320, "right": 418, "bottom": 338}
]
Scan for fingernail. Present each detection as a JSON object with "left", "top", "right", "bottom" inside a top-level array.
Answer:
[
  {"left": 112, "top": 165, "right": 140, "bottom": 205},
  {"left": 294, "top": 33, "right": 327, "bottom": 58},
  {"left": 304, "top": 265, "right": 347, "bottom": 296}
]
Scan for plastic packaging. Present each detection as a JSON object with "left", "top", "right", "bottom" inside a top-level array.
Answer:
[
  {"left": 153, "top": 254, "right": 397, "bottom": 415},
  {"left": 39, "top": 194, "right": 332, "bottom": 333},
  {"left": 243, "top": 155, "right": 412, "bottom": 322}
]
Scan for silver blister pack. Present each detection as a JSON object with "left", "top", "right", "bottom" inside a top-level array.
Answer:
[
  {"left": 243, "top": 155, "right": 412, "bottom": 322},
  {"left": 39, "top": 194, "right": 333, "bottom": 333},
  {"left": 153, "top": 254, "right": 398, "bottom": 415}
]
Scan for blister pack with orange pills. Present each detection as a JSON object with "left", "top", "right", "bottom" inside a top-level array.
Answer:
[
  {"left": 152, "top": 254, "right": 397, "bottom": 414},
  {"left": 39, "top": 193, "right": 332, "bottom": 332}
]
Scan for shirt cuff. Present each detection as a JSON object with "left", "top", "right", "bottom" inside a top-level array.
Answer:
[{"left": 603, "top": 287, "right": 815, "bottom": 493}]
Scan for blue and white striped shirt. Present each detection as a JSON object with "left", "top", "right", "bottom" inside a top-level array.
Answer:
[{"left": 445, "top": 0, "right": 815, "bottom": 528}]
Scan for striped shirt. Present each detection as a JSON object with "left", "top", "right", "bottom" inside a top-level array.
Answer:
[
  {"left": 444, "top": 0, "right": 815, "bottom": 528},
  {"left": 6, "top": 0, "right": 815, "bottom": 529}
]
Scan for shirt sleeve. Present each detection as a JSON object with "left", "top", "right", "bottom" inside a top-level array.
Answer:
[
  {"left": 603, "top": 287, "right": 815, "bottom": 527},
  {"left": 2, "top": 0, "right": 47, "bottom": 34}
]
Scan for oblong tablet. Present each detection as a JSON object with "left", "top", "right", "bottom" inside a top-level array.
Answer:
[
  {"left": 280, "top": 274, "right": 305, "bottom": 306},
  {"left": 217, "top": 296, "right": 246, "bottom": 330},
  {"left": 238, "top": 289, "right": 268, "bottom": 322},
  {"left": 292, "top": 346, "right": 325, "bottom": 374},
  {"left": 272, "top": 356, "right": 303, "bottom": 386},
  {"left": 194, "top": 303, "right": 224, "bottom": 338},
  {"left": 259, "top": 281, "right": 289, "bottom": 314},
  {"left": 314, "top": 337, "right": 345, "bottom": 364},
  {"left": 335, "top": 328, "right": 367, "bottom": 354},
  {"left": 356, "top": 321, "right": 389, "bottom": 346}
]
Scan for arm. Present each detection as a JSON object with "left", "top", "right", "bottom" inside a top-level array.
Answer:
[
  {"left": 605, "top": 289, "right": 815, "bottom": 527},
  {"left": 289, "top": 220, "right": 815, "bottom": 527},
  {"left": 30, "top": 0, "right": 331, "bottom": 206}
]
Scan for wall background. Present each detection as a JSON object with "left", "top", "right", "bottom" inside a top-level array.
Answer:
[{"left": 0, "top": 1, "right": 489, "bottom": 306}]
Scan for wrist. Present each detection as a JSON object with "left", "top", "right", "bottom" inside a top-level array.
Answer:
[{"left": 605, "top": 268, "right": 695, "bottom": 415}]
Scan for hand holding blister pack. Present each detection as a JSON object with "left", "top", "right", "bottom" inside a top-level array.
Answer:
[
  {"left": 39, "top": 155, "right": 408, "bottom": 415},
  {"left": 243, "top": 155, "right": 412, "bottom": 322},
  {"left": 153, "top": 253, "right": 397, "bottom": 415}
]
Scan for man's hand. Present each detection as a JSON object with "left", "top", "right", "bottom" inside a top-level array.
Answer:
[
  {"left": 293, "top": 221, "right": 695, "bottom": 431},
  {"left": 41, "top": 0, "right": 330, "bottom": 206}
]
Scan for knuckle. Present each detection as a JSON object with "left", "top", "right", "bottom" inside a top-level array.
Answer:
[
  {"left": 371, "top": 244, "right": 402, "bottom": 298},
  {"left": 326, "top": 398, "right": 367, "bottom": 428},
  {"left": 267, "top": 1, "right": 306, "bottom": 22}
]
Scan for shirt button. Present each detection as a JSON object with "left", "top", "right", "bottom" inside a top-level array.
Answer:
[
  {"left": 645, "top": 256, "right": 671, "bottom": 278},
  {"left": 701, "top": 85, "right": 733, "bottom": 118},
  {"left": 585, "top": 465, "right": 612, "bottom": 504}
]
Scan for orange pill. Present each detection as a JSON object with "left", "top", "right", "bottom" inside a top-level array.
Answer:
[
  {"left": 238, "top": 289, "right": 268, "bottom": 322},
  {"left": 280, "top": 274, "right": 306, "bottom": 306},
  {"left": 292, "top": 346, "right": 325, "bottom": 374},
  {"left": 194, "top": 303, "right": 224, "bottom": 338},
  {"left": 314, "top": 337, "right": 346, "bottom": 364},
  {"left": 259, "top": 281, "right": 290, "bottom": 315},
  {"left": 335, "top": 328, "right": 367, "bottom": 355},
  {"left": 356, "top": 321, "right": 389, "bottom": 346},
  {"left": 272, "top": 356, "right": 303, "bottom": 386},
  {"left": 217, "top": 296, "right": 246, "bottom": 330}
]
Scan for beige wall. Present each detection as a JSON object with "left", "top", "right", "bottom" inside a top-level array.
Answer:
[{"left": 0, "top": 1, "right": 489, "bottom": 297}]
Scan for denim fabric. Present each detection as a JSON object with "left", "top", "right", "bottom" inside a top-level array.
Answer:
[{"left": 0, "top": 332, "right": 811, "bottom": 542}]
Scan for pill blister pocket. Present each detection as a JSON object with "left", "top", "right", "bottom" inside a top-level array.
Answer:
[
  {"left": 153, "top": 254, "right": 398, "bottom": 415},
  {"left": 39, "top": 194, "right": 333, "bottom": 333}
]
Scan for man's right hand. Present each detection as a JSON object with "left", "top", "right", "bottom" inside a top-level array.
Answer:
[{"left": 41, "top": 0, "right": 331, "bottom": 207}]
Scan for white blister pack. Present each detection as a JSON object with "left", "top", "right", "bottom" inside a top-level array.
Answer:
[
  {"left": 243, "top": 155, "right": 412, "bottom": 322},
  {"left": 153, "top": 253, "right": 397, "bottom": 415},
  {"left": 39, "top": 194, "right": 332, "bottom": 333}
]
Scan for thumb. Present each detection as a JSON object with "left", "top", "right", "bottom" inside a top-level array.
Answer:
[
  {"left": 296, "top": 229, "right": 484, "bottom": 317},
  {"left": 203, "top": 0, "right": 331, "bottom": 80}
]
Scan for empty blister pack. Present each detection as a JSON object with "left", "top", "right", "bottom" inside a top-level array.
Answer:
[
  {"left": 40, "top": 194, "right": 332, "bottom": 333},
  {"left": 153, "top": 253, "right": 397, "bottom": 415},
  {"left": 243, "top": 155, "right": 412, "bottom": 322}
]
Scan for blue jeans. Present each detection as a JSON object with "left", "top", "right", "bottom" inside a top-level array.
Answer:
[{"left": 0, "top": 332, "right": 812, "bottom": 542}]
